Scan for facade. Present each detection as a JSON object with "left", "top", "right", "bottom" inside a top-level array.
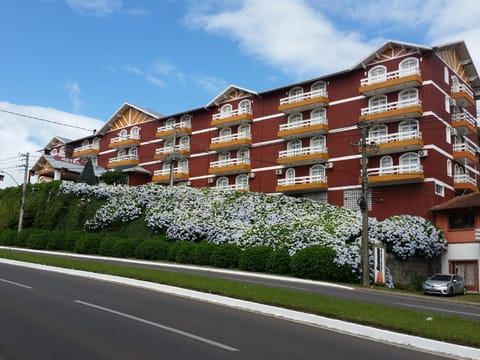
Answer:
[{"left": 33, "top": 40, "right": 480, "bottom": 224}]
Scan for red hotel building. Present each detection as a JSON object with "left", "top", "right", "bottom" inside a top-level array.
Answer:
[{"left": 33, "top": 40, "right": 480, "bottom": 222}]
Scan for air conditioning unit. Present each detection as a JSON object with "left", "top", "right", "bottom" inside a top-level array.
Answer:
[
  {"left": 275, "top": 169, "right": 283, "bottom": 176},
  {"left": 324, "top": 162, "right": 334, "bottom": 169},
  {"left": 249, "top": 173, "right": 255, "bottom": 179},
  {"left": 207, "top": 178, "right": 214, "bottom": 184},
  {"left": 418, "top": 150, "right": 429, "bottom": 157}
]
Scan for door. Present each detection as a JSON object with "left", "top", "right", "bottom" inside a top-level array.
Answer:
[{"left": 450, "top": 260, "right": 478, "bottom": 292}]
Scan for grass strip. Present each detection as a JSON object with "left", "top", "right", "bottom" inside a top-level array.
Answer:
[{"left": 1, "top": 249, "right": 479, "bottom": 348}]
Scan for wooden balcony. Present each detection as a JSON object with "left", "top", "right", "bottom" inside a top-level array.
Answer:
[
  {"left": 72, "top": 144, "right": 100, "bottom": 158},
  {"left": 277, "top": 117, "right": 328, "bottom": 139},
  {"left": 453, "top": 142, "right": 478, "bottom": 166},
  {"left": 367, "top": 164, "right": 424, "bottom": 186},
  {"left": 364, "top": 131, "right": 424, "bottom": 156},
  {"left": 276, "top": 174, "right": 328, "bottom": 193},
  {"left": 209, "top": 133, "right": 252, "bottom": 151},
  {"left": 451, "top": 84, "right": 475, "bottom": 108},
  {"left": 153, "top": 146, "right": 191, "bottom": 161},
  {"left": 152, "top": 168, "right": 189, "bottom": 183},
  {"left": 360, "top": 99, "right": 423, "bottom": 123},
  {"left": 211, "top": 109, "right": 253, "bottom": 128},
  {"left": 155, "top": 122, "right": 192, "bottom": 139},
  {"left": 208, "top": 158, "right": 251, "bottom": 176},
  {"left": 107, "top": 154, "right": 140, "bottom": 168},
  {"left": 454, "top": 174, "right": 478, "bottom": 193},
  {"left": 452, "top": 111, "right": 478, "bottom": 136},
  {"left": 277, "top": 146, "right": 328, "bottom": 166},
  {"left": 278, "top": 89, "right": 329, "bottom": 114},
  {"left": 359, "top": 68, "right": 422, "bottom": 96},
  {"left": 108, "top": 134, "right": 141, "bottom": 149}
]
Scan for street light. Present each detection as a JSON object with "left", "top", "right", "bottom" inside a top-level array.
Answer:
[{"left": 0, "top": 170, "right": 19, "bottom": 186}]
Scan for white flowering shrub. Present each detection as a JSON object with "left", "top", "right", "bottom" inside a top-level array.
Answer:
[{"left": 59, "top": 183, "right": 446, "bottom": 286}]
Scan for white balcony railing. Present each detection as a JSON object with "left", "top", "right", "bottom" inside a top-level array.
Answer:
[
  {"left": 279, "top": 116, "right": 328, "bottom": 132},
  {"left": 210, "top": 158, "right": 250, "bottom": 168},
  {"left": 108, "top": 154, "right": 139, "bottom": 164},
  {"left": 212, "top": 108, "right": 252, "bottom": 121},
  {"left": 367, "top": 163, "right": 423, "bottom": 176},
  {"left": 155, "top": 145, "right": 190, "bottom": 156},
  {"left": 452, "top": 110, "right": 478, "bottom": 127},
  {"left": 360, "top": 68, "right": 421, "bottom": 87},
  {"left": 366, "top": 130, "right": 422, "bottom": 145},
  {"left": 211, "top": 133, "right": 251, "bottom": 144},
  {"left": 454, "top": 173, "right": 477, "bottom": 186},
  {"left": 73, "top": 143, "right": 99, "bottom": 153},
  {"left": 279, "top": 88, "right": 328, "bottom": 106},
  {"left": 110, "top": 133, "right": 140, "bottom": 144},
  {"left": 277, "top": 174, "right": 327, "bottom": 186},
  {"left": 278, "top": 146, "right": 327, "bottom": 158},
  {"left": 154, "top": 167, "right": 188, "bottom": 176},
  {"left": 360, "top": 98, "right": 422, "bottom": 116},
  {"left": 156, "top": 120, "right": 192, "bottom": 133},
  {"left": 216, "top": 184, "right": 249, "bottom": 191},
  {"left": 452, "top": 83, "right": 474, "bottom": 98}
]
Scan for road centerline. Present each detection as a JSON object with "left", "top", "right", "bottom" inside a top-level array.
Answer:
[
  {"left": 74, "top": 300, "right": 240, "bottom": 352},
  {"left": 0, "top": 277, "right": 34, "bottom": 289}
]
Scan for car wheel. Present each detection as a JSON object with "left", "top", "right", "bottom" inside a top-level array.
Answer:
[{"left": 448, "top": 287, "right": 454, "bottom": 296}]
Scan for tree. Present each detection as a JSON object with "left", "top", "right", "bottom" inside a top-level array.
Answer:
[{"left": 76, "top": 158, "right": 97, "bottom": 185}]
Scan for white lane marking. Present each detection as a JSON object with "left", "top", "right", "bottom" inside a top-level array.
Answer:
[
  {"left": 74, "top": 300, "right": 240, "bottom": 352},
  {"left": 395, "top": 302, "right": 480, "bottom": 318},
  {"left": 0, "top": 278, "right": 34, "bottom": 289}
]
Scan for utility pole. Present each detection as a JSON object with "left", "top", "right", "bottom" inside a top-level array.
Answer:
[{"left": 18, "top": 152, "right": 29, "bottom": 233}]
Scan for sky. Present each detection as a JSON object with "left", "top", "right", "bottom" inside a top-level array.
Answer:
[{"left": 1, "top": 0, "right": 480, "bottom": 188}]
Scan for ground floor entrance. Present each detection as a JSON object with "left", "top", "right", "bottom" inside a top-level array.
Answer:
[{"left": 449, "top": 260, "right": 479, "bottom": 292}]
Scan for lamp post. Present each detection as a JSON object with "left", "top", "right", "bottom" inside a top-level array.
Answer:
[{"left": 0, "top": 170, "right": 19, "bottom": 186}]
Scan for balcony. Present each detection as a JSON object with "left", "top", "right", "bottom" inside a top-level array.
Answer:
[
  {"left": 153, "top": 145, "right": 191, "bottom": 161},
  {"left": 155, "top": 122, "right": 192, "bottom": 139},
  {"left": 451, "top": 84, "right": 475, "bottom": 108},
  {"left": 359, "top": 68, "right": 423, "bottom": 96},
  {"left": 208, "top": 158, "right": 251, "bottom": 176},
  {"left": 108, "top": 134, "right": 141, "bottom": 149},
  {"left": 72, "top": 144, "right": 100, "bottom": 158},
  {"left": 276, "top": 174, "right": 328, "bottom": 193},
  {"left": 367, "top": 164, "right": 424, "bottom": 186},
  {"left": 364, "top": 130, "right": 424, "bottom": 156},
  {"left": 107, "top": 154, "right": 139, "bottom": 168},
  {"left": 209, "top": 133, "right": 252, "bottom": 151},
  {"left": 277, "top": 117, "right": 328, "bottom": 139},
  {"left": 454, "top": 173, "right": 478, "bottom": 193},
  {"left": 452, "top": 111, "right": 478, "bottom": 136},
  {"left": 152, "top": 168, "right": 189, "bottom": 183},
  {"left": 278, "top": 89, "right": 329, "bottom": 114},
  {"left": 453, "top": 142, "right": 478, "bottom": 165},
  {"left": 215, "top": 184, "right": 249, "bottom": 192},
  {"left": 277, "top": 146, "right": 328, "bottom": 166},
  {"left": 360, "top": 98, "right": 423, "bottom": 123},
  {"left": 211, "top": 109, "right": 253, "bottom": 128}
]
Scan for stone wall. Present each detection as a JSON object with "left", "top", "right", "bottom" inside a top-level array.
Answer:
[{"left": 387, "top": 254, "right": 442, "bottom": 289}]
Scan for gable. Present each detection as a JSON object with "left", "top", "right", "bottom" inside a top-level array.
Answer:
[
  {"left": 110, "top": 107, "right": 155, "bottom": 131},
  {"left": 366, "top": 45, "right": 420, "bottom": 67},
  {"left": 436, "top": 47, "right": 470, "bottom": 84},
  {"left": 206, "top": 85, "right": 258, "bottom": 107}
]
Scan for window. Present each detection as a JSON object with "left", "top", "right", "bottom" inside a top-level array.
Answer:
[
  {"left": 216, "top": 177, "right": 228, "bottom": 189},
  {"left": 238, "top": 149, "right": 250, "bottom": 162},
  {"left": 399, "top": 57, "right": 418, "bottom": 76},
  {"left": 221, "top": 104, "right": 233, "bottom": 117},
  {"left": 369, "top": 125, "right": 387, "bottom": 143},
  {"left": 310, "top": 164, "right": 325, "bottom": 180},
  {"left": 131, "top": 126, "right": 140, "bottom": 138},
  {"left": 398, "top": 120, "right": 419, "bottom": 140},
  {"left": 310, "top": 136, "right": 325, "bottom": 152},
  {"left": 129, "top": 147, "right": 138, "bottom": 157},
  {"left": 81, "top": 139, "right": 90, "bottom": 147},
  {"left": 289, "top": 87, "right": 304, "bottom": 102},
  {"left": 164, "top": 139, "right": 174, "bottom": 150},
  {"left": 51, "top": 148, "right": 58, "bottom": 156},
  {"left": 447, "top": 159, "right": 453, "bottom": 177},
  {"left": 287, "top": 139, "right": 302, "bottom": 155},
  {"left": 238, "top": 100, "right": 251, "bottom": 114},
  {"left": 236, "top": 174, "right": 249, "bottom": 190},
  {"left": 379, "top": 156, "right": 393, "bottom": 174},
  {"left": 455, "top": 164, "right": 465, "bottom": 175},
  {"left": 219, "top": 127, "right": 231, "bottom": 139},
  {"left": 285, "top": 168, "right": 295, "bottom": 184},
  {"left": 179, "top": 136, "right": 190, "bottom": 150},
  {"left": 93, "top": 137, "right": 100, "bottom": 148},
  {"left": 310, "top": 108, "right": 326, "bottom": 123},
  {"left": 399, "top": 152, "right": 420, "bottom": 172},
  {"left": 180, "top": 115, "right": 191, "bottom": 127},
  {"left": 219, "top": 152, "right": 230, "bottom": 162},
  {"left": 444, "top": 66, "right": 449, "bottom": 84},
  {"left": 119, "top": 129, "right": 128, "bottom": 139},
  {"left": 398, "top": 89, "right": 418, "bottom": 107},
  {"left": 435, "top": 183, "right": 445, "bottom": 197},
  {"left": 59, "top": 146, "right": 66, "bottom": 158},
  {"left": 343, "top": 189, "right": 372, "bottom": 211},
  {"left": 166, "top": 118, "right": 176, "bottom": 128},
  {"left": 91, "top": 156, "right": 98, "bottom": 167},
  {"left": 238, "top": 124, "right": 250, "bottom": 137},
  {"left": 445, "top": 96, "right": 451, "bottom": 114},
  {"left": 448, "top": 212, "right": 475, "bottom": 229},
  {"left": 118, "top": 149, "right": 126, "bottom": 158},
  {"left": 288, "top": 113, "right": 302, "bottom": 125},
  {"left": 178, "top": 159, "right": 188, "bottom": 172},
  {"left": 369, "top": 95, "right": 387, "bottom": 113},
  {"left": 311, "top": 81, "right": 326, "bottom": 96},
  {"left": 368, "top": 65, "right": 386, "bottom": 83}
]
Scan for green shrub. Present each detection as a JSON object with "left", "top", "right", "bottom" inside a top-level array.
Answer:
[
  {"left": 266, "top": 248, "right": 291, "bottom": 275},
  {"left": 15, "top": 229, "right": 34, "bottom": 247},
  {"left": 26, "top": 229, "right": 50, "bottom": 250},
  {"left": 74, "top": 233, "right": 102, "bottom": 254},
  {"left": 46, "top": 230, "right": 82, "bottom": 251},
  {"left": 239, "top": 246, "right": 273, "bottom": 272},
  {"left": 98, "top": 235, "right": 122, "bottom": 257},
  {"left": 210, "top": 243, "right": 241, "bottom": 269},
  {"left": 0, "top": 228, "right": 18, "bottom": 246},
  {"left": 134, "top": 237, "right": 170, "bottom": 260},
  {"left": 191, "top": 241, "right": 218, "bottom": 265},
  {"left": 110, "top": 238, "right": 138, "bottom": 258},
  {"left": 291, "top": 245, "right": 338, "bottom": 281},
  {"left": 175, "top": 241, "right": 196, "bottom": 264}
]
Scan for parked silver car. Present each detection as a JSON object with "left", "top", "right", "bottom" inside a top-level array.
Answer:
[{"left": 422, "top": 274, "right": 467, "bottom": 296}]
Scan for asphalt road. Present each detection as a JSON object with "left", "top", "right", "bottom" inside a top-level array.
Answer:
[{"left": 0, "top": 262, "right": 451, "bottom": 360}]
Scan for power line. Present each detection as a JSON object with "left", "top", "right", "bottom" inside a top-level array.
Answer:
[{"left": 0, "top": 108, "right": 95, "bottom": 132}]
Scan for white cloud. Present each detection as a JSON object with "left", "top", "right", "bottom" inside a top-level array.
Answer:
[
  {"left": 194, "top": 76, "right": 228, "bottom": 95},
  {"left": 0, "top": 101, "right": 104, "bottom": 188},
  {"left": 64, "top": 81, "right": 82, "bottom": 112},
  {"left": 145, "top": 75, "right": 165, "bottom": 87},
  {"left": 66, "top": 0, "right": 122, "bottom": 16}
]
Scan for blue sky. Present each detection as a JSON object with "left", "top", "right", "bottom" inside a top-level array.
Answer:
[{"left": 1, "top": 0, "right": 480, "bottom": 187}]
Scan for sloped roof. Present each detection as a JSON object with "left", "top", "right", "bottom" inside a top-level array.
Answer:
[
  {"left": 205, "top": 85, "right": 259, "bottom": 108},
  {"left": 42, "top": 136, "right": 72, "bottom": 151},
  {"left": 431, "top": 192, "right": 480, "bottom": 211},
  {"left": 31, "top": 155, "right": 106, "bottom": 177}
]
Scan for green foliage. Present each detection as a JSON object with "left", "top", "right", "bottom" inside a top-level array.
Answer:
[
  {"left": 26, "top": 229, "right": 50, "bottom": 249},
  {"left": 101, "top": 170, "right": 127, "bottom": 185},
  {"left": 46, "top": 230, "right": 83, "bottom": 251},
  {"left": 15, "top": 228, "right": 34, "bottom": 247},
  {"left": 0, "top": 186, "right": 21, "bottom": 229},
  {"left": 265, "top": 248, "right": 291, "bottom": 275},
  {"left": 0, "top": 228, "right": 18, "bottom": 245},
  {"left": 174, "top": 241, "right": 197, "bottom": 264},
  {"left": 74, "top": 233, "right": 102, "bottom": 254},
  {"left": 191, "top": 241, "right": 218, "bottom": 265},
  {"left": 134, "top": 237, "right": 170, "bottom": 260},
  {"left": 291, "top": 245, "right": 338, "bottom": 281},
  {"left": 110, "top": 237, "right": 138, "bottom": 258},
  {"left": 239, "top": 245, "right": 273, "bottom": 272},
  {"left": 76, "top": 158, "right": 97, "bottom": 185},
  {"left": 210, "top": 243, "right": 241, "bottom": 268}
]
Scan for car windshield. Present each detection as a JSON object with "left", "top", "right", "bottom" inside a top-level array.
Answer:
[{"left": 430, "top": 275, "right": 451, "bottom": 281}]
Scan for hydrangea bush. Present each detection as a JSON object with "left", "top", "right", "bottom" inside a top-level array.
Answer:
[{"left": 60, "top": 182, "right": 447, "bottom": 286}]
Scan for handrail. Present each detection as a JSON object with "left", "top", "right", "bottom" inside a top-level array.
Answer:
[
  {"left": 278, "top": 145, "right": 327, "bottom": 158},
  {"left": 210, "top": 158, "right": 250, "bottom": 168},
  {"left": 279, "top": 88, "right": 328, "bottom": 105},
  {"left": 360, "top": 98, "right": 422, "bottom": 116},
  {"left": 277, "top": 174, "right": 327, "bottom": 186},
  {"left": 366, "top": 130, "right": 422, "bottom": 145},
  {"left": 360, "top": 67, "right": 421, "bottom": 86}
]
